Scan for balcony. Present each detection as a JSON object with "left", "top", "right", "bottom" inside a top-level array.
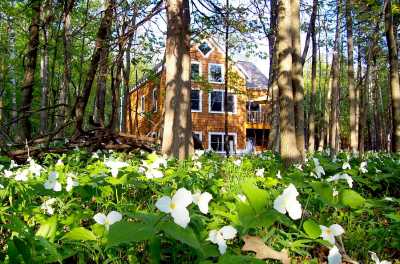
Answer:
[{"left": 246, "top": 111, "right": 271, "bottom": 129}]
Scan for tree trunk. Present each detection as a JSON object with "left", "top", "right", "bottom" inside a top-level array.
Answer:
[
  {"left": 308, "top": 0, "right": 318, "bottom": 152},
  {"left": 161, "top": 0, "right": 194, "bottom": 159},
  {"left": 277, "top": 0, "right": 301, "bottom": 166},
  {"left": 19, "top": 0, "right": 41, "bottom": 141},
  {"left": 40, "top": 13, "right": 50, "bottom": 135},
  {"left": 73, "top": 0, "right": 114, "bottom": 135},
  {"left": 346, "top": 0, "right": 358, "bottom": 153},
  {"left": 329, "top": 6, "right": 340, "bottom": 157},
  {"left": 301, "top": 0, "right": 318, "bottom": 65},
  {"left": 224, "top": 0, "right": 230, "bottom": 156},
  {"left": 95, "top": 40, "right": 109, "bottom": 128},
  {"left": 7, "top": 12, "right": 18, "bottom": 135},
  {"left": 384, "top": 0, "right": 400, "bottom": 152},
  {"left": 291, "top": 0, "right": 305, "bottom": 159}
]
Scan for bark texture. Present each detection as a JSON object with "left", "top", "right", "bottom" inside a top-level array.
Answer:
[{"left": 161, "top": 0, "right": 194, "bottom": 159}]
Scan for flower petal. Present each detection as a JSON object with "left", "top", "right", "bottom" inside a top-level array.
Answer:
[
  {"left": 287, "top": 199, "right": 302, "bottom": 220},
  {"left": 330, "top": 224, "right": 345, "bottom": 236},
  {"left": 328, "top": 246, "right": 342, "bottom": 264},
  {"left": 197, "top": 192, "right": 212, "bottom": 214},
  {"left": 107, "top": 211, "right": 122, "bottom": 225},
  {"left": 53, "top": 181, "right": 62, "bottom": 192},
  {"left": 217, "top": 239, "right": 228, "bottom": 255},
  {"left": 93, "top": 213, "right": 107, "bottom": 225},
  {"left": 155, "top": 196, "right": 172, "bottom": 213},
  {"left": 207, "top": 230, "right": 219, "bottom": 243},
  {"left": 273, "top": 194, "right": 287, "bottom": 214},
  {"left": 220, "top": 225, "right": 237, "bottom": 240},
  {"left": 171, "top": 207, "right": 190, "bottom": 228},
  {"left": 172, "top": 188, "right": 192, "bottom": 208}
]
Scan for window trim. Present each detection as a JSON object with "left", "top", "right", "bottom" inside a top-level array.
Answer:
[
  {"left": 140, "top": 95, "right": 145, "bottom": 114},
  {"left": 197, "top": 40, "right": 214, "bottom": 58},
  {"left": 208, "top": 89, "right": 237, "bottom": 114},
  {"left": 152, "top": 88, "right": 158, "bottom": 112},
  {"left": 191, "top": 89, "right": 202, "bottom": 112},
  {"left": 208, "top": 132, "right": 237, "bottom": 153},
  {"left": 191, "top": 61, "right": 202, "bottom": 80},
  {"left": 208, "top": 63, "right": 224, "bottom": 84}
]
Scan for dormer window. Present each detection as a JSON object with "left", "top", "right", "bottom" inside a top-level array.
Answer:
[
  {"left": 198, "top": 41, "right": 212, "bottom": 57},
  {"left": 208, "top": 63, "right": 224, "bottom": 83}
]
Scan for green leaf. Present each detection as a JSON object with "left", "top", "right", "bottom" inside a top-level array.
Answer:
[
  {"left": 310, "top": 181, "right": 334, "bottom": 204},
  {"left": 62, "top": 227, "right": 97, "bottom": 241},
  {"left": 218, "top": 254, "right": 265, "bottom": 264},
  {"left": 36, "top": 216, "right": 57, "bottom": 242},
  {"left": 159, "top": 221, "right": 202, "bottom": 252},
  {"left": 240, "top": 180, "right": 268, "bottom": 212},
  {"left": 107, "top": 221, "right": 155, "bottom": 247},
  {"left": 339, "top": 190, "right": 365, "bottom": 208},
  {"left": 303, "top": 219, "right": 321, "bottom": 239},
  {"left": 237, "top": 202, "right": 279, "bottom": 229}
]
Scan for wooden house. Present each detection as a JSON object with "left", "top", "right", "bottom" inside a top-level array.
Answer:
[{"left": 126, "top": 39, "right": 271, "bottom": 154}]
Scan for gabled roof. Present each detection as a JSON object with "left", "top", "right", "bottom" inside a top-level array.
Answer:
[{"left": 236, "top": 61, "right": 268, "bottom": 89}]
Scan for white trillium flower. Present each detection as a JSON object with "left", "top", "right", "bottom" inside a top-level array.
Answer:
[
  {"left": 359, "top": 161, "right": 368, "bottom": 173},
  {"left": 320, "top": 224, "right": 345, "bottom": 245},
  {"left": 15, "top": 169, "right": 29, "bottom": 182},
  {"left": 237, "top": 194, "right": 247, "bottom": 202},
  {"left": 4, "top": 170, "right": 13, "bottom": 178},
  {"left": 41, "top": 198, "right": 57, "bottom": 215},
  {"left": 328, "top": 246, "right": 342, "bottom": 264},
  {"left": 145, "top": 167, "right": 164, "bottom": 179},
  {"left": 28, "top": 158, "right": 42, "bottom": 177},
  {"left": 104, "top": 160, "right": 128, "bottom": 177},
  {"left": 207, "top": 226, "right": 237, "bottom": 255},
  {"left": 384, "top": 197, "right": 394, "bottom": 202},
  {"left": 327, "top": 173, "right": 354, "bottom": 188},
  {"left": 255, "top": 168, "right": 264, "bottom": 177},
  {"left": 194, "top": 161, "right": 202, "bottom": 169},
  {"left": 93, "top": 211, "right": 122, "bottom": 230},
  {"left": 342, "top": 162, "right": 351, "bottom": 170},
  {"left": 233, "top": 159, "right": 242, "bottom": 166},
  {"left": 44, "top": 172, "right": 62, "bottom": 192},
  {"left": 276, "top": 170, "right": 282, "bottom": 179},
  {"left": 369, "top": 251, "right": 392, "bottom": 264},
  {"left": 0, "top": 184, "right": 4, "bottom": 189},
  {"left": 152, "top": 156, "right": 168, "bottom": 168},
  {"left": 155, "top": 188, "right": 193, "bottom": 228},
  {"left": 294, "top": 164, "right": 303, "bottom": 171},
  {"left": 10, "top": 160, "right": 18, "bottom": 169},
  {"left": 273, "top": 184, "right": 302, "bottom": 220},
  {"left": 313, "top": 158, "right": 325, "bottom": 178},
  {"left": 56, "top": 159, "right": 64, "bottom": 167},
  {"left": 66, "top": 176, "right": 79, "bottom": 192},
  {"left": 192, "top": 191, "right": 212, "bottom": 214},
  {"left": 92, "top": 152, "right": 99, "bottom": 159}
]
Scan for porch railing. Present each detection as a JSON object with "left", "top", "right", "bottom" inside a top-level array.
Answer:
[{"left": 247, "top": 111, "right": 270, "bottom": 124}]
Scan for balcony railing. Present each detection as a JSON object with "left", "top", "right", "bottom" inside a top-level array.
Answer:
[{"left": 247, "top": 111, "right": 270, "bottom": 124}]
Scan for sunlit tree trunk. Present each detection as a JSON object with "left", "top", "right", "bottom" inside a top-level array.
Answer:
[
  {"left": 19, "top": 0, "right": 41, "bottom": 141},
  {"left": 384, "top": 0, "right": 400, "bottom": 152},
  {"left": 277, "top": 0, "right": 301, "bottom": 166},
  {"left": 291, "top": 0, "right": 305, "bottom": 159},
  {"left": 95, "top": 40, "right": 109, "bottom": 128},
  {"left": 7, "top": 12, "right": 18, "bottom": 135},
  {"left": 161, "top": 0, "right": 194, "bottom": 159},
  {"left": 40, "top": 11, "right": 50, "bottom": 135}
]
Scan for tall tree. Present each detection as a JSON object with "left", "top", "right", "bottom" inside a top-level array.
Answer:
[
  {"left": 291, "top": 0, "right": 305, "bottom": 159},
  {"left": 384, "top": 0, "right": 400, "bottom": 152},
  {"left": 161, "top": 0, "right": 194, "bottom": 159},
  {"left": 19, "top": 0, "right": 41, "bottom": 141},
  {"left": 277, "top": 0, "right": 301, "bottom": 166}
]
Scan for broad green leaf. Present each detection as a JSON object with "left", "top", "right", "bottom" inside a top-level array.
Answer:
[
  {"left": 237, "top": 202, "right": 279, "bottom": 229},
  {"left": 241, "top": 180, "right": 268, "bottom": 212},
  {"left": 36, "top": 216, "right": 57, "bottom": 242},
  {"left": 218, "top": 254, "right": 265, "bottom": 264},
  {"left": 159, "top": 221, "right": 202, "bottom": 252},
  {"left": 107, "top": 221, "right": 155, "bottom": 247},
  {"left": 339, "top": 189, "right": 365, "bottom": 208},
  {"left": 310, "top": 181, "right": 334, "bottom": 204},
  {"left": 62, "top": 227, "right": 97, "bottom": 241},
  {"left": 303, "top": 220, "right": 321, "bottom": 239}
]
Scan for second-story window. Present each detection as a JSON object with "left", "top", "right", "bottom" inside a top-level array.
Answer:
[
  {"left": 191, "top": 62, "right": 201, "bottom": 80},
  {"left": 191, "top": 89, "right": 202, "bottom": 112},
  {"left": 209, "top": 90, "right": 236, "bottom": 113},
  {"left": 208, "top": 64, "right": 223, "bottom": 83},
  {"left": 140, "top": 95, "right": 145, "bottom": 113},
  {"left": 152, "top": 88, "right": 158, "bottom": 112}
]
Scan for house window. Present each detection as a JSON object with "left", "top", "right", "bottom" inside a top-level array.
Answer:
[
  {"left": 191, "top": 62, "right": 201, "bottom": 80},
  {"left": 193, "top": 131, "right": 202, "bottom": 141},
  {"left": 209, "top": 132, "right": 236, "bottom": 152},
  {"left": 198, "top": 41, "right": 212, "bottom": 56},
  {"left": 208, "top": 64, "right": 223, "bottom": 83},
  {"left": 209, "top": 90, "right": 236, "bottom": 113},
  {"left": 246, "top": 101, "right": 261, "bottom": 112},
  {"left": 152, "top": 88, "right": 158, "bottom": 112},
  {"left": 140, "top": 95, "right": 145, "bottom": 113},
  {"left": 191, "top": 89, "right": 202, "bottom": 112}
]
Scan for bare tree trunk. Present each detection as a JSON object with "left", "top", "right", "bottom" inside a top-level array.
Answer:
[
  {"left": 308, "top": 0, "right": 318, "bottom": 152},
  {"left": 301, "top": 0, "right": 318, "bottom": 65},
  {"left": 40, "top": 10, "right": 50, "bottom": 135},
  {"left": 329, "top": 6, "right": 340, "bottom": 157},
  {"left": 268, "top": 49, "right": 280, "bottom": 152},
  {"left": 291, "top": 0, "right": 305, "bottom": 159},
  {"left": 7, "top": 12, "right": 18, "bottom": 134},
  {"left": 346, "top": 0, "right": 358, "bottom": 153},
  {"left": 277, "top": 0, "right": 301, "bottom": 166},
  {"left": 19, "top": 0, "right": 41, "bottom": 141},
  {"left": 385, "top": 0, "right": 400, "bottom": 152},
  {"left": 73, "top": 0, "right": 114, "bottom": 135},
  {"left": 161, "top": 0, "right": 194, "bottom": 159},
  {"left": 95, "top": 41, "right": 109, "bottom": 128},
  {"left": 224, "top": 0, "right": 230, "bottom": 156}
]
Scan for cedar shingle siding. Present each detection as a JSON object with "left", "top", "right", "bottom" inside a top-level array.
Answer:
[{"left": 126, "top": 39, "right": 271, "bottom": 153}]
